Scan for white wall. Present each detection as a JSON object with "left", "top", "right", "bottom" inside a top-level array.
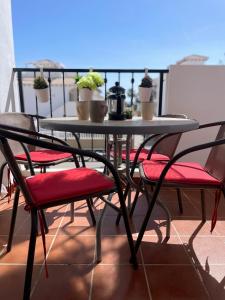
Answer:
[
  {"left": 165, "top": 65, "right": 225, "bottom": 164},
  {"left": 0, "top": 0, "right": 19, "bottom": 112}
]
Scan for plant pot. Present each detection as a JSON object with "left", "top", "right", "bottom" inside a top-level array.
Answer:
[
  {"left": 90, "top": 100, "right": 108, "bottom": 123},
  {"left": 139, "top": 86, "right": 152, "bottom": 102},
  {"left": 79, "top": 88, "right": 93, "bottom": 102},
  {"left": 141, "top": 102, "right": 155, "bottom": 120},
  {"left": 76, "top": 101, "right": 90, "bottom": 120},
  {"left": 35, "top": 87, "right": 49, "bottom": 103}
]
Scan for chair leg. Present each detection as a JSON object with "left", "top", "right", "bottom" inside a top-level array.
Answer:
[
  {"left": 7, "top": 186, "right": 20, "bottom": 252},
  {"left": 129, "top": 189, "right": 140, "bottom": 217},
  {"left": 95, "top": 195, "right": 111, "bottom": 263},
  {"left": 23, "top": 209, "right": 38, "bottom": 300},
  {"left": 86, "top": 198, "right": 96, "bottom": 226},
  {"left": 116, "top": 183, "right": 130, "bottom": 225},
  {"left": 70, "top": 202, "right": 74, "bottom": 223},
  {"left": 176, "top": 188, "right": 183, "bottom": 214},
  {"left": 200, "top": 189, "right": 206, "bottom": 222}
]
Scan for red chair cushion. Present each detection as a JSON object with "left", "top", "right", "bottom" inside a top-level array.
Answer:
[
  {"left": 121, "top": 148, "right": 169, "bottom": 162},
  {"left": 15, "top": 149, "right": 72, "bottom": 163},
  {"left": 142, "top": 160, "right": 221, "bottom": 186},
  {"left": 25, "top": 168, "right": 115, "bottom": 207}
]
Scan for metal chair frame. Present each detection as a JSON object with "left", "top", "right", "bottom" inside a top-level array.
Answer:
[
  {"left": 0, "top": 124, "right": 137, "bottom": 300},
  {"left": 134, "top": 121, "right": 225, "bottom": 254}
]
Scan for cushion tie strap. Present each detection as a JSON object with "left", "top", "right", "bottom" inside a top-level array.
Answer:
[{"left": 210, "top": 189, "right": 221, "bottom": 233}]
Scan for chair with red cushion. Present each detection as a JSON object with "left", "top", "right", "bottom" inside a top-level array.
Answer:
[
  {"left": 0, "top": 112, "right": 89, "bottom": 226},
  {"left": 134, "top": 121, "right": 225, "bottom": 254},
  {"left": 0, "top": 124, "right": 137, "bottom": 300}
]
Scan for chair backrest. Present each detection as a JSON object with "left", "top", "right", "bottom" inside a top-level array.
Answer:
[
  {"left": 0, "top": 113, "right": 36, "bottom": 152},
  {"left": 0, "top": 132, "right": 33, "bottom": 205},
  {"left": 205, "top": 124, "right": 225, "bottom": 183},
  {"left": 154, "top": 114, "right": 188, "bottom": 158}
]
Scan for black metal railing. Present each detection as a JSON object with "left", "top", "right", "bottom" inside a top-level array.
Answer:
[
  {"left": 13, "top": 67, "right": 169, "bottom": 152},
  {"left": 14, "top": 67, "right": 168, "bottom": 115}
]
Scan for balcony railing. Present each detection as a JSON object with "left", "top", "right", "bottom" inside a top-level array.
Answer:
[{"left": 13, "top": 68, "right": 169, "bottom": 152}]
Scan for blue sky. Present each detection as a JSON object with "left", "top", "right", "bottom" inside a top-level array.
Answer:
[{"left": 12, "top": 0, "right": 225, "bottom": 68}]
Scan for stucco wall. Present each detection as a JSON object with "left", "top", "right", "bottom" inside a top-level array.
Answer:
[
  {"left": 165, "top": 65, "right": 225, "bottom": 164},
  {"left": 0, "top": 0, "right": 18, "bottom": 112}
]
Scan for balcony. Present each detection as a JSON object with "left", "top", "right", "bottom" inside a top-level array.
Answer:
[{"left": 1, "top": 67, "right": 225, "bottom": 299}]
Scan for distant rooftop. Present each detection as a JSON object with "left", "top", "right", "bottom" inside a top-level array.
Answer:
[{"left": 176, "top": 54, "right": 208, "bottom": 65}]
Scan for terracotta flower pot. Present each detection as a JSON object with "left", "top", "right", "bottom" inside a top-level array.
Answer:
[
  {"left": 141, "top": 102, "right": 155, "bottom": 120},
  {"left": 76, "top": 101, "right": 90, "bottom": 120},
  {"left": 90, "top": 101, "right": 108, "bottom": 123}
]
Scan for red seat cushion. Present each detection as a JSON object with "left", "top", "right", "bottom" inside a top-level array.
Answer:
[
  {"left": 15, "top": 149, "right": 72, "bottom": 163},
  {"left": 121, "top": 148, "right": 169, "bottom": 162},
  {"left": 142, "top": 160, "right": 221, "bottom": 186},
  {"left": 25, "top": 168, "right": 115, "bottom": 207}
]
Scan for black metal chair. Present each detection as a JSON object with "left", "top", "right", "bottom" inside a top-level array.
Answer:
[
  {"left": 0, "top": 124, "right": 137, "bottom": 300},
  {"left": 134, "top": 121, "right": 225, "bottom": 254},
  {"left": 116, "top": 114, "right": 188, "bottom": 225},
  {"left": 0, "top": 112, "right": 87, "bottom": 226}
]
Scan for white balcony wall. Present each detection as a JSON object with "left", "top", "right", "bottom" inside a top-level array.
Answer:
[
  {"left": 165, "top": 65, "right": 225, "bottom": 164},
  {"left": 23, "top": 84, "right": 78, "bottom": 117},
  {"left": 0, "top": 0, "right": 19, "bottom": 112}
]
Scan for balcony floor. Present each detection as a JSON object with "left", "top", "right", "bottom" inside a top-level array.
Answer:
[{"left": 0, "top": 188, "right": 225, "bottom": 299}]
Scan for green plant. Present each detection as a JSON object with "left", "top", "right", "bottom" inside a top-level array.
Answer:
[
  {"left": 124, "top": 109, "right": 133, "bottom": 119},
  {"left": 139, "top": 75, "right": 153, "bottom": 88},
  {"left": 87, "top": 72, "right": 104, "bottom": 87},
  {"left": 76, "top": 76, "right": 96, "bottom": 90},
  {"left": 75, "top": 72, "right": 104, "bottom": 90},
  {"left": 33, "top": 76, "right": 48, "bottom": 89}
]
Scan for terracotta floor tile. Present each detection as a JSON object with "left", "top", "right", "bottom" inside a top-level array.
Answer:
[
  {"left": 134, "top": 216, "right": 177, "bottom": 237},
  {"left": 212, "top": 220, "right": 225, "bottom": 236},
  {"left": 101, "top": 216, "right": 136, "bottom": 236},
  {"left": 59, "top": 215, "right": 96, "bottom": 236},
  {"left": 91, "top": 265, "right": 150, "bottom": 300},
  {"left": 31, "top": 265, "right": 92, "bottom": 300},
  {"left": 181, "top": 236, "right": 225, "bottom": 266},
  {"left": 0, "top": 265, "right": 40, "bottom": 300},
  {"left": 47, "top": 235, "right": 95, "bottom": 264},
  {"left": 145, "top": 265, "right": 209, "bottom": 299},
  {"left": 140, "top": 236, "right": 190, "bottom": 265},
  {"left": 172, "top": 219, "right": 217, "bottom": 236},
  {"left": 0, "top": 235, "right": 53, "bottom": 264},
  {"left": 100, "top": 235, "right": 140, "bottom": 265},
  {"left": 198, "top": 265, "right": 225, "bottom": 300}
]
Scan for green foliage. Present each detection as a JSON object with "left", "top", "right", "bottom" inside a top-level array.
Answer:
[
  {"left": 74, "top": 75, "right": 82, "bottom": 83},
  {"left": 33, "top": 76, "right": 48, "bottom": 89},
  {"left": 139, "top": 75, "right": 153, "bottom": 88},
  {"left": 88, "top": 72, "right": 104, "bottom": 87},
  {"left": 76, "top": 76, "right": 96, "bottom": 90},
  {"left": 75, "top": 72, "right": 104, "bottom": 90},
  {"left": 124, "top": 109, "right": 133, "bottom": 119}
]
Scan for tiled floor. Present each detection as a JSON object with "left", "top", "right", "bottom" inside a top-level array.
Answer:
[{"left": 0, "top": 188, "right": 225, "bottom": 299}]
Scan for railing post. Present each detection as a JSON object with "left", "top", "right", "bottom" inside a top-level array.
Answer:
[
  {"left": 17, "top": 70, "right": 25, "bottom": 112},
  {"left": 158, "top": 72, "right": 164, "bottom": 116}
]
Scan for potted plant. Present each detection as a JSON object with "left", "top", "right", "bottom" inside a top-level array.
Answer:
[
  {"left": 76, "top": 72, "right": 104, "bottom": 102},
  {"left": 139, "top": 75, "right": 153, "bottom": 102},
  {"left": 33, "top": 76, "right": 49, "bottom": 103},
  {"left": 139, "top": 75, "right": 155, "bottom": 120}
]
